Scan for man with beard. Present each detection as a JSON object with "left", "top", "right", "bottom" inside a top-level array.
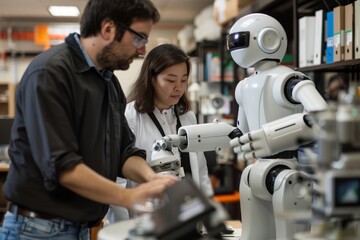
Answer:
[{"left": 0, "top": 0, "right": 177, "bottom": 239}]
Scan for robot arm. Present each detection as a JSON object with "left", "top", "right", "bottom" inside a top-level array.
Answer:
[
  {"left": 286, "top": 77, "right": 328, "bottom": 112},
  {"left": 273, "top": 73, "right": 328, "bottom": 113},
  {"left": 230, "top": 113, "right": 315, "bottom": 160},
  {"left": 153, "top": 120, "right": 241, "bottom": 153},
  {"left": 177, "top": 121, "right": 241, "bottom": 152},
  {"left": 231, "top": 73, "right": 327, "bottom": 161},
  {"left": 150, "top": 120, "right": 241, "bottom": 178}
]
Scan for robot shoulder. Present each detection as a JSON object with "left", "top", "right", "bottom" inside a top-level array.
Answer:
[{"left": 272, "top": 70, "right": 309, "bottom": 109}]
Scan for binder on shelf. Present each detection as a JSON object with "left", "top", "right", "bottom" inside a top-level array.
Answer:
[
  {"left": 344, "top": 3, "right": 354, "bottom": 60},
  {"left": 355, "top": 0, "right": 360, "bottom": 59},
  {"left": 333, "top": 5, "right": 345, "bottom": 62},
  {"left": 313, "top": 9, "right": 324, "bottom": 65},
  {"left": 299, "top": 16, "right": 315, "bottom": 68},
  {"left": 326, "top": 11, "right": 334, "bottom": 63}
]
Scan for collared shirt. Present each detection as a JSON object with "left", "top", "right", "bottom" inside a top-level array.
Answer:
[
  {"left": 4, "top": 33, "right": 145, "bottom": 225},
  {"left": 74, "top": 33, "right": 94, "bottom": 68}
]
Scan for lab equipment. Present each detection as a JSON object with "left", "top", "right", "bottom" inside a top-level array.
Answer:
[
  {"left": 98, "top": 177, "right": 229, "bottom": 240},
  {"left": 294, "top": 82, "right": 360, "bottom": 240}
]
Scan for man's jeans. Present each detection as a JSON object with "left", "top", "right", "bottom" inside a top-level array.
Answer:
[{"left": 0, "top": 211, "right": 90, "bottom": 240}]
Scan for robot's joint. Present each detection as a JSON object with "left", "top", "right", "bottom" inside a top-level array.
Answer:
[
  {"left": 265, "top": 165, "right": 290, "bottom": 195},
  {"left": 285, "top": 76, "right": 304, "bottom": 104},
  {"left": 228, "top": 128, "right": 243, "bottom": 139}
]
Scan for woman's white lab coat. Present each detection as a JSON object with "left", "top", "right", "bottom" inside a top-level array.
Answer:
[{"left": 125, "top": 101, "right": 213, "bottom": 196}]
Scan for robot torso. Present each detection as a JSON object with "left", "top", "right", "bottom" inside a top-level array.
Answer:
[{"left": 235, "top": 63, "right": 304, "bottom": 133}]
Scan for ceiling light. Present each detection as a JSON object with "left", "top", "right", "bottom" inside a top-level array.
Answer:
[{"left": 48, "top": 6, "right": 80, "bottom": 17}]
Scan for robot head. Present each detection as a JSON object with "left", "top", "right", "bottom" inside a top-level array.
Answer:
[{"left": 227, "top": 13, "right": 287, "bottom": 68}]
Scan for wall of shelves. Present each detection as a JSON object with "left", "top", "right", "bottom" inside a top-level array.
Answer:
[
  {"left": 294, "top": 0, "right": 356, "bottom": 70},
  {"left": 293, "top": 0, "right": 359, "bottom": 97}
]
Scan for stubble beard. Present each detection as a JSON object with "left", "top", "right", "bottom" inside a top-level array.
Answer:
[{"left": 96, "top": 41, "right": 131, "bottom": 71}]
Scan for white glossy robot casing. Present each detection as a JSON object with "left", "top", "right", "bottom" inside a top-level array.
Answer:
[
  {"left": 228, "top": 13, "right": 327, "bottom": 240},
  {"left": 227, "top": 13, "right": 287, "bottom": 68}
]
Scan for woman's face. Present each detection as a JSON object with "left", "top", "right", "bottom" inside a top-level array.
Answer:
[{"left": 153, "top": 62, "right": 188, "bottom": 111}]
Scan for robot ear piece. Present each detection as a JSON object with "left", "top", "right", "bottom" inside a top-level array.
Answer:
[{"left": 257, "top": 28, "right": 281, "bottom": 54}]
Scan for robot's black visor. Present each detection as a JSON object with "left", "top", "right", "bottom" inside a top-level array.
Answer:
[{"left": 227, "top": 31, "right": 250, "bottom": 51}]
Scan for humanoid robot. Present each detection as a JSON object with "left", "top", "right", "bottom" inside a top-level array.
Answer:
[
  {"left": 226, "top": 13, "right": 328, "bottom": 239},
  {"left": 151, "top": 13, "right": 328, "bottom": 240}
]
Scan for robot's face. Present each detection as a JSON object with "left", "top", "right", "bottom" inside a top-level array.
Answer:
[
  {"left": 227, "top": 31, "right": 250, "bottom": 50},
  {"left": 227, "top": 13, "right": 287, "bottom": 68}
]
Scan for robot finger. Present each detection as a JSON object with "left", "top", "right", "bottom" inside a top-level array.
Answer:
[
  {"left": 249, "top": 129, "right": 266, "bottom": 140},
  {"left": 239, "top": 142, "right": 255, "bottom": 152},
  {"left": 242, "top": 152, "right": 256, "bottom": 161},
  {"left": 238, "top": 133, "right": 252, "bottom": 144},
  {"left": 233, "top": 146, "right": 242, "bottom": 153},
  {"left": 230, "top": 137, "right": 242, "bottom": 147},
  {"left": 237, "top": 152, "right": 245, "bottom": 161}
]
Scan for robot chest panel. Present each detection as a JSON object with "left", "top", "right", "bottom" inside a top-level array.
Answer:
[{"left": 241, "top": 79, "right": 293, "bottom": 129}]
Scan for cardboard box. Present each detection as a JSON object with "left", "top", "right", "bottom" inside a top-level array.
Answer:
[{"left": 213, "top": 0, "right": 253, "bottom": 25}]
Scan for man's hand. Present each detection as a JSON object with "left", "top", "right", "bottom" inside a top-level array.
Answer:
[{"left": 124, "top": 175, "right": 178, "bottom": 210}]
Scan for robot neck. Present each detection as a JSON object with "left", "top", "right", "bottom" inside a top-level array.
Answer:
[{"left": 254, "top": 60, "right": 278, "bottom": 71}]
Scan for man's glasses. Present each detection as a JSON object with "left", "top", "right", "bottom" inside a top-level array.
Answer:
[{"left": 118, "top": 22, "right": 148, "bottom": 49}]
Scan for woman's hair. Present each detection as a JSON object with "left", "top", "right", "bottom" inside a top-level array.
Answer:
[
  {"left": 80, "top": 0, "right": 160, "bottom": 41},
  {"left": 127, "top": 43, "right": 191, "bottom": 114}
]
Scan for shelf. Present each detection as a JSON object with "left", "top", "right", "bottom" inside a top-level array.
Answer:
[
  {"left": 296, "top": 59, "right": 360, "bottom": 72},
  {"left": 236, "top": 0, "right": 293, "bottom": 18},
  {"left": 296, "top": 0, "right": 343, "bottom": 15}
]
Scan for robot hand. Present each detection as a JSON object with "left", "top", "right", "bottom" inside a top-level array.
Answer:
[
  {"left": 230, "top": 113, "right": 316, "bottom": 161},
  {"left": 230, "top": 128, "right": 271, "bottom": 161}
]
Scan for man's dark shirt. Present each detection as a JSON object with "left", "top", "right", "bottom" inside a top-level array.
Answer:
[{"left": 3, "top": 33, "right": 146, "bottom": 225}]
